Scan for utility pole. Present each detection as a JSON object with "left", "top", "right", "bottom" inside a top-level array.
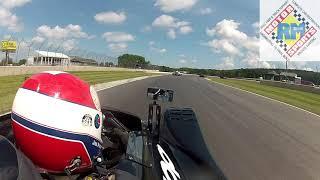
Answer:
[
  {"left": 37, "top": 40, "right": 45, "bottom": 65},
  {"left": 80, "top": 50, "right": 87, "bottom": 58},
  {"left": 27, "top": 41, "right": 34, "bottom": 58},
  {"left": 46, "top": 43, "right": 53, "bottom": 65},
  {"left": 38, "top": 40, "right": 46, "bottom": 51},
  {"left": 15, "top": 38, "right": 21, "bottom": 63},
  {"left": 5, "top": 51, "right": 9, "bottom": 65}
]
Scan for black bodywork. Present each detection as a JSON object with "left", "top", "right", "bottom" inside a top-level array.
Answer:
[{"left": 0, "top": 88, "right": 226, "bottom": 180}]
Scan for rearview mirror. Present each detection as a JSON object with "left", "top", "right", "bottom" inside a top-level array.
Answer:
[{"left": 147, "top": 88, "right": 174, "bottom": 102}]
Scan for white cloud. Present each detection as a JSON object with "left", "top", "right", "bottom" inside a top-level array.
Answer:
[
  {"left": 149, "top": 41, "right": 167, "bottom": 53},
  {"left": 243, "top": 37, "right": 259, "bottom": 53},
  {"left": 151, "top": 47, "right": 167, "bottom": 53},
  {"left": 141, "top": 25, "right": 152, "bottom": 32},
  {"left": 206, "top": 19, "right": 247, "bottom": 41},
  {"left": 252, "top": 22, "right": 259, "bottom": 29},
  {"left": 200, "top": 8, "right": 212, "bottom": 15},
  {"left": 102, "top": 32, "right": 134, "bottom": 53},
  {"left": 252, "top": 22, "right": 260, "bottom": 34},
  {"left": 206, "top": 39, "right": 241, "bottom": 56},
  {"left": 154, "top": 48, "right": 167, "bottom": 53},
  {"left": 158, "top": 48, "right": 167, "bottom": 53},
  {"left": 62, "top": 39, "right": 77, "bottom": 51},
  {"left": 0, "top": 7, "right": 23, "bottom": 31},
  {"left": 108, "top": 43, "right": 128, "bottom": 52},
  {"left": 102, "top": 32, "right": 135, "bottom": 42},
  {"left": 152, "top": 14, "right": 178, "bottom": 28},
  {"left": 31, "top": 36, "right": 45, "bottom": 43},
  {"left": 205, "top": 19, "right": 272, "bottom": 69},
  {"left": 94, "top": 11, "right": 126, "bottom": 24},
  {"left": 179, "top": 26, "right": 193, "bottom": 34},
  {"left": 152, "top": 15, "right": 192, "bottom": 39},
  {"left": 0, "top": 0, "right": 31, "bottom": 9},
  {"left": 167, "top": 29, "right": 176, "bottom": 39},
  {"left": 154, "top": 0, "right": 197, "bottom": 12},
  {"left": 32, "top": 24, "right": 91, "bottom": 52},
  {"left": 286, "top": 62, "right": 313, "bottom": 71},
  {"left": 216, "top": 57, "right": 235, "bottom": 69},
  {"left": 177, "top": 55, "right": 198, "bottom": 65},
  {"left": 3, "top": 34, "right": 12, "bottom": 39},
  {"left": 242, "top": 51, "right": 272, "bottom": 68},
  {"left": 87, "top": 35, "right": 96, "bottom": 40},
  {"left": 179, "top": 59, "right": 187, "bottom": 63},
  {"left": 152, "top": 15, "right": 191, "bottom": 29},
  {"left": 149, "top": 41, "right": 155, "bottom": 46},
  {"left": 36, "top": 24, "right": 89, "bottom": 40},
  {"left": 176, "top": 21, "right": 190, "bottom": 27},
  {"left": 0, "top": 0, "right": 31, "bottom": 32}
]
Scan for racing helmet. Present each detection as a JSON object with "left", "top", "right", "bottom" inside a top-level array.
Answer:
[{"left": 11, "top": 71, "right": 103, "bottom": 173}]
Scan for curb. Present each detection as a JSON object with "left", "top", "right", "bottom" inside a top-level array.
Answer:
[{"left": 206, "top": 78, "right": 320, "bottom": 119}]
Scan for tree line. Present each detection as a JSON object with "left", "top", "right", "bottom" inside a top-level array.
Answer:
[
  {"left": 161, "top": 66, "right": 320, "bottom": 85},
  {"left": 0, "top": 58, "right": 27, "bottom": 66},
  {"left": 118, "top": 54, "right": 150, "bottom": 68}
]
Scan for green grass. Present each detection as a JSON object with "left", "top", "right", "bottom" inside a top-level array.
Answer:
[
  {"left": 0, "top": 71, "right": 155, "bottom": 114},
  {"left": 209, "top": 77, "right": 320, "bottom": 115}
]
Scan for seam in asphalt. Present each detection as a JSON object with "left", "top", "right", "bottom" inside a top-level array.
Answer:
[{"left": 206, "top": 78, "right": 320, "bottom": 119}]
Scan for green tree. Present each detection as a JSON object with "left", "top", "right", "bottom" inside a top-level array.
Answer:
[
  {"left": 18, "top": 59, "right": 27, "bottom": 65},
  {"left": 118, "top": 54, "right": 150, "bottom": 68},
  {"left": 0, "top": 58, "right": 13, "bottom": 66}
]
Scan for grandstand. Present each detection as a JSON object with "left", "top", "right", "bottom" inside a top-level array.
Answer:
[{"left": 27, "top": 50, "right": 70, "bottom": 66}]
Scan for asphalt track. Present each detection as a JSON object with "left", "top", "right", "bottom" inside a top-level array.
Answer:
[{"left": 98, "top": 75, "right": 320, "bottom": 180}]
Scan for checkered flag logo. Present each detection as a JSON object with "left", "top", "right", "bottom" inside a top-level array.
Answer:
[
  {"left": 271, "top": 32, "right": 288, "bottom": 51},
  {"left": 293, "top": 9, "right": 310, "bottom": 29}
]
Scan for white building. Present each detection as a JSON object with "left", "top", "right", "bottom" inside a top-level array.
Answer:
[{"left": 27, "top": 50, "right": 70, "bottom": 66}]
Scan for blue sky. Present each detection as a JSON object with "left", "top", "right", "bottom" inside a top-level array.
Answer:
[{"left": 0, "top": 0, "right": 317, "bottom": 70}]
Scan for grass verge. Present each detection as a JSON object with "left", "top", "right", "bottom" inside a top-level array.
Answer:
[
  {"left": 0, "top": 71, "right": 155, "bottom": 114},
  {"left": 209, "top": 77, "right": 320, "bottom": 115}
]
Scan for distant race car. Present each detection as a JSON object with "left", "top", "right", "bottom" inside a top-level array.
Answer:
[
  {"left": 0, "top": 87, "right": 226, "bottom": 180},
  {"left": 172, "top": 71, "right": 183, "bottom": 76},
  {"left": 199, "top": 74, "right": 205, "bottom": 78}
]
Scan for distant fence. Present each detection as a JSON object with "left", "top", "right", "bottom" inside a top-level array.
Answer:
[
  {"left": 0, "top": 66, "right": 159, "bottom": 76},
  {"left": 260, "top": 80, "right": 320, "bottom": 95}
]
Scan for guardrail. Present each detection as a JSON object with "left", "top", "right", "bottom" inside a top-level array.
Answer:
[
  {"left": 0, "top": 66, "right": 160, "bottom": 76},
  {"left": 209, "top": 76, "right": 320, "bottom": 94},
  {"left": 260, "top": 80, "right": 320, "bottom": 95}
]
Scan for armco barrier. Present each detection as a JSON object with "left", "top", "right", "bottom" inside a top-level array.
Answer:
[
  {"left": 260, "top": 80, "right": 320, "bottom": 95},
  {"left": 0, "top": 66, "right": 160, "bottom": 76}
]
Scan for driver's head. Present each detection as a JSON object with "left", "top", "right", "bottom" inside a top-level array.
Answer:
[{"left": 11, "top": 71, "right": 103, "bottom": 173}]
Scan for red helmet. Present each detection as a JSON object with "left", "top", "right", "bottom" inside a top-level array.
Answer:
[{"left": 11, "top": 71, "right": 103, "bottom": 173}]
